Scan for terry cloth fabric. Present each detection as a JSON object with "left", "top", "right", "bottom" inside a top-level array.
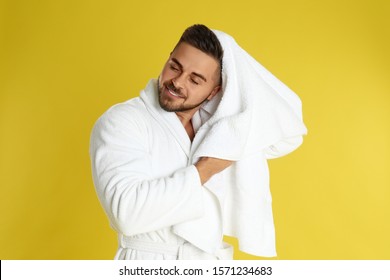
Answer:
[{"left": 172, "top": 30, "right": 308, "bottom": 257}]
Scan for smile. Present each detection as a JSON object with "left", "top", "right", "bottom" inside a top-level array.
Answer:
[{"left": 165, "top": 85, "right": 184, "bottom": 98}]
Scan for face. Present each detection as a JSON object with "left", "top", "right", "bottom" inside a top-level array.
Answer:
[{"left": 158, "top": 42, "right": 221, "bottom": 113}]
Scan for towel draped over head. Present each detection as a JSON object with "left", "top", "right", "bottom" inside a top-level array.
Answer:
[
  {"left": 192, "top": 30, "right": 307, "bottom": 161},
  {"left": 146, "top": 29, "right": 308, "bottom": 257},
  {"left": 172, "top": 30, "right": 307, "bottom": 257}
]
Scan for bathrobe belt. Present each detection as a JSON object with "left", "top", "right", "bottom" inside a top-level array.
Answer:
[{"left": 120, "top": 235, "right": 233, "bottom": 260}]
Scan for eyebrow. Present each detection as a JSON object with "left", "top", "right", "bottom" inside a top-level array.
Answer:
[{"left": 171, "top": 58, "right": 207, "bottom": 82}]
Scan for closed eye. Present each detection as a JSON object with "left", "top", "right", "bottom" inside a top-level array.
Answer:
[
  {"left": 169, "top": 65, "right": 179, "bottom": 71},
  {"left": 190, "top": 78, "right": 199, "bottom": 85}
]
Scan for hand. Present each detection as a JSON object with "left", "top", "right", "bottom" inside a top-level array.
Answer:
[{"left": 195, "top": 157, "right": 233, "bottom": 185}]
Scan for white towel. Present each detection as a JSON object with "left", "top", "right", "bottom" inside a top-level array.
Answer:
[{"left": 172, "top": 30, "right": 307, "bottom": 257}]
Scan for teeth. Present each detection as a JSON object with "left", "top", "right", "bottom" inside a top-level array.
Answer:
[{"left": 168, "top": 89, "right": 180, "bottom": 97}]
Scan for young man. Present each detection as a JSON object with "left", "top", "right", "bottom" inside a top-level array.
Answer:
[
  {"left": 90, "top": 25, "right": 235, "bottom": 259},
  {"left": 90, "top": 24, "right": 307, "bottom": 260}
]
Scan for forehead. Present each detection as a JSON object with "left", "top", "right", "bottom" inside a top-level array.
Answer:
[{"left": 170, "top": 42, "right": 219, "bottom": 78}]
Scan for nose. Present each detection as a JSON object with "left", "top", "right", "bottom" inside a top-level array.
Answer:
[{"left": 172, "top": 73, "right": 185, "bottom": 89}]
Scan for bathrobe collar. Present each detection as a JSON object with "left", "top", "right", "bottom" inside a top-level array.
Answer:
[{"left": 140, "top": 79, "right": 192, "bottom": 157}]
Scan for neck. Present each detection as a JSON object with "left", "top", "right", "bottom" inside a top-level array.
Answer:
[
  {"left": 176, "top": 112, "right": 193, "bottom": 126},
  {"left": 175, "top": 108, "right": 198, "bottom": 141}
]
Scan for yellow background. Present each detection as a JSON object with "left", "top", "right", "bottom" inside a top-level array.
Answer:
[{"left": 1, "top": 0, "right": 389, "bottom": 259}]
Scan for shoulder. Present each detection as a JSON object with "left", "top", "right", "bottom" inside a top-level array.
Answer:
[
  {"left": 92, "top": 97, "right": 152, "bottom": 137},
  {"left": 105, "top": 97, "right": 147, "bottom": 120},
  {"left": 98, "top": 97, "right": 148, "bottom": 125}
]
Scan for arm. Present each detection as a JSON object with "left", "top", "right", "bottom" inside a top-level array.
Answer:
[
  {"left": 89, "top": 105, "right": 204, "bottom": 236},
  {"left": 195, "top": 157, "right": 233, "bottom": 185}
]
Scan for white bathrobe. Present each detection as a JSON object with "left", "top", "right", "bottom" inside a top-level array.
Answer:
[{"left": 90, "top": 80, "right": 231, "bottom": 260}]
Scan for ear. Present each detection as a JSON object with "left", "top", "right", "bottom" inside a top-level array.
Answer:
[{"left": 207, "top": 85, "right": 221, "bottom": 101}]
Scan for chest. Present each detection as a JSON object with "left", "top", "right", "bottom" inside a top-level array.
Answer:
[{"left": 145, "top": 116, "right": 190, "bottom": 179}]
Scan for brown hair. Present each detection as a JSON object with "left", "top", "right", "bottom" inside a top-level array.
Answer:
[{"left": 177, "top": 24, "right": 223, "bottom": 84}]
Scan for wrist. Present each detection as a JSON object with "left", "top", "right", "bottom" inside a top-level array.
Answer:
[{"left": 195, "top": 159, "right": 212, "bottom": 185}]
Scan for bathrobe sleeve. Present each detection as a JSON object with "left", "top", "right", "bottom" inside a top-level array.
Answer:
[{"left": 89, "top": 103, "right": 204, "bottom": 236}]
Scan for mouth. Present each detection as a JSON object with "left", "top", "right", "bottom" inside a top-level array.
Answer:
[{"left": 165, "top": 85, "right": 184, "bottom": 98}]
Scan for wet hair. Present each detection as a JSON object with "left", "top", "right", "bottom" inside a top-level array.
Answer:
[{"left": 177, "top": 24, "right": 223, "bottom": 85}]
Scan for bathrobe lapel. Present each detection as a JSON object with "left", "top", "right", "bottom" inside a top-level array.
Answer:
[{"left": 140, "top": 79, "right": 191, "bottom": 158}]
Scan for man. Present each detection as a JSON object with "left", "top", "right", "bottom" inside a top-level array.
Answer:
[
  {"left": 90, "top": 24, "right": 307, "bottom": 260},
  {"left": 90, "top": 25, "right": 235, "bottom": 260}
]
